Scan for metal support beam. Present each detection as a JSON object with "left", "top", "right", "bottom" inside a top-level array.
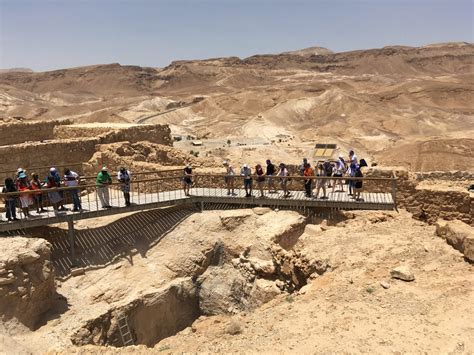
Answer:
[{"left": 67, "top": 217, "right": 76, "bottom": 267}]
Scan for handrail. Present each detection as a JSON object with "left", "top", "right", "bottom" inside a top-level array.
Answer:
[
  {"left": 192, "top": 173, "right": 396, "bottom": 181},
  {"left": 0, "top": 173, "right": 396, "bottom": 198}
]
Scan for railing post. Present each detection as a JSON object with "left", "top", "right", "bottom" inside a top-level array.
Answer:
[
  {"left": 391, "top": 171, "right": 398, "bottom": 212},
  {"left": 67, "top": 217, "right": 77, "bottom": 267}
]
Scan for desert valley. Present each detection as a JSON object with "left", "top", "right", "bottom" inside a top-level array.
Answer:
[{"left": 0, "top": 42, "right": 473, "bottom": 354}]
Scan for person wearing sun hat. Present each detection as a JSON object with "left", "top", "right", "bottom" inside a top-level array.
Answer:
[
  {"left": 332, "top": 154, "right": 346, "bottom": 193},
  {"left": 15, "top": 170, "right": 33, "bottom": 218},
  {"left": 96, "top": 166, "right": 112, "bottom": 208}
]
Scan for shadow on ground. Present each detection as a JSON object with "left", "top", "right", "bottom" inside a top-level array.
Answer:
[{"left": 33, "top": 205, "right": 199, "bottom": 277}]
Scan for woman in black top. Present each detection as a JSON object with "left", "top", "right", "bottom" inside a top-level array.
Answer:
[
  {"left": 182, "top": 165, "right": 193, "bottom": 196},
  {"left": 255, "top": 164, "right": 266, "bottom": 198},
  {"left": 2, "top": 178, "right": 19, "bottom": 221}
]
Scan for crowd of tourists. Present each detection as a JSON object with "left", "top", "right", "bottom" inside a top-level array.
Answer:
[
  {"left": 2, "top": 150, "right": 366, "bottom": 222},
  {"left": 1, "top": 166, "right": 132, "bottom": 222},
  {"left": 182, "top": 150, "right": 367, "bottom": 200},
  {"left": 229, "top": 152, "right": 364, "bottom": 199}
]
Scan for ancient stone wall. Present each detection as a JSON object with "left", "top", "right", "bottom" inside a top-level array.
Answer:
[
  {"left": 0, "top": 237, "right": 56, "bottom": 329},
  {"left": 54, "top": 124, "right": 172, "bottom": 146},
  {"left": 0, "top": 138, "right": 98, "bottom": 177},
  {"left": 367, "top": 168, "right": 473, "bottom": 226},
  {"left": 0, "top": 120, "right": 71, "bottom": 146}
]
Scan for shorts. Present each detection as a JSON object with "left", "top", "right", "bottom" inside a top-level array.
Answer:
[
  {"left": 182, "top": 177, "right": 192, "bottom": 186},
  {"left": 267, "top": 175, "right": 274, "bottom": 184},
  {"left": 244, "top": 179, "right": 252, "bottom": 188}
]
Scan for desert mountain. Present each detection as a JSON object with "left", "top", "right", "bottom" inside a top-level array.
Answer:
[
  {"left": 280, "top": 46, "right": 334, "bottom": 56},
  {"left": 0, "top": 68, "right": 34, "bottom": 73},
  {"left": 0, "top": 42, "right": 473, "bottom": 170}
]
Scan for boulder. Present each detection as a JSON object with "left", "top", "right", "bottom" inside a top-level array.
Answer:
[
  {"left": 252, "top": 207, "right": 271, "bottom": 215},
  {"left": 435, "top": 220, "right": 474, "bottom": 262},
  {"left": 391, "top": 265, "right": 415, "bottom": 281},
  {"left": 249, "top": 279, "right": 281, "bottom": 306}
]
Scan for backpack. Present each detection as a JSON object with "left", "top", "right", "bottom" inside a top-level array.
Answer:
[{"left": 323, "top": 161, "right": 333, "bottom": 176}]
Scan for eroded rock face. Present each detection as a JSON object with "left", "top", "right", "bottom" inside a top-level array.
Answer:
[
  {"left": 436, "top": 220, "right": 474, "bottom": 262},
  {"left": 0, "top": 237, "right": 55, "bottom": 328},
  {"left": 198, "top": 265, "right": 251, "bottom": 315}
]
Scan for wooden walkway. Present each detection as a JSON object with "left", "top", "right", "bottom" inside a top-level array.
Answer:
[{"left": 0, "top": 187, "right": 394, "bottom": 233}]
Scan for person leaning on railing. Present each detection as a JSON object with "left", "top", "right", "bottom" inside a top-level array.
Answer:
[
  {"left": 2, "top": 178, "right": 19, "bottom": 221},
  {"left": 46, "top": 170, "right": 64, "bottom": 216},
  {"left": 48, "top": 167, "right": 68, "bottom": 211},
  {"left": 96, "top": 166, "right": 112, "bottom": 208},
  {"left": 16, "top": 171, "right": 35, "bottom": 218}
]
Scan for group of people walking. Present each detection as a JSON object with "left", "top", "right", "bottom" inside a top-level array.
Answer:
[{"left": 1, "top": 166, "right": 132, "bottom": 222}]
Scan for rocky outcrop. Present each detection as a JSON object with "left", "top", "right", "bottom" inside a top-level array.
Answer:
[
  {"left": 0, "top": 237, "right": 56, "bottom": 328},
  {"left": 435, "top": 220, "right": 474, "bottom": 262}
]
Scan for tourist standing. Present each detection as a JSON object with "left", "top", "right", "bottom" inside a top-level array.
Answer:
[
  {"left": 3, "top": 178, "right": 19, "bottom": 221},
  {"left": 49, "top": 167, "right": 67, "bottom": 211},
  {"left": 31, "top": 173, "right": 46, "bottom": 213},
  {"left": 332, "top": 155, "right": 346, "bottom": 193},
  {"left": 241, "top": 164, "right": 253, "bottom": 197},
  {"left": 354, "top": 163, "right": 364, "bottom": 201},
  {"left": 182, "top": 164, "right": 193, "bottom": 196},
  {"left": 303, "top": 163, "right": 314, "bottom": 197},
  {"left": 64, "top": 168, "right": 81, "bottom": 211},
  {"left": 117, "top": 167, "right": 132, "bottom": 206},
  {"left": 314, "top": 163, "right": 327, "bottom": 199},
  {"left": 277, "top": 163, "right": 290, "bottom": 198},
  {"left": 46, "top": 171, "right": 63, "bottom": 215},
  {"left": 266, "top": 159, "right": 277, "bottom": 193},
  {"left": 223, "top": 161, "right": 236, "bottom": 196},
  {"left": 15, "top": 171, "right": 33, "bottom": 218},
  {"left": 96, "top": 167, "right": 112, "bottom": 208},
  {"left": 255, "top": 164, "right": 266, "bottom": 198}
]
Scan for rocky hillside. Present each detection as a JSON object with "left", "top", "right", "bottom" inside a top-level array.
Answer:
[{"left": 1, "top": 42, "right": 473, "bottom": 171}]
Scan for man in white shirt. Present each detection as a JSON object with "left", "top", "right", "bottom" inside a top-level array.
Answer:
[
  {"left": 117, "top": 167, "right": 132, "bottom": 206},
  {"left": 64, "top": 168, "right": 81, "bottom": 211}
]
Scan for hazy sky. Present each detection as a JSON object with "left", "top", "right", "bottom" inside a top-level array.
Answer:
[{"left": 0, "top": 0, "right": 472, "bottom": 71}]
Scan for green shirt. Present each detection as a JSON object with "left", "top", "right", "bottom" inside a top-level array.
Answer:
[{"left": 96, "top": 171, "right": 111, "bottom": 185}]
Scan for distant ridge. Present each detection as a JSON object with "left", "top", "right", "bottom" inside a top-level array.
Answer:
[
  {"left": 280, "top": 46, "right": 333, "bottom": 57},
  {"left": 0, "top": 68, "right": 34, "bottom": 73}
]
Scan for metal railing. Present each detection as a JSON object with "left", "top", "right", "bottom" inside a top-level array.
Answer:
[{"left": 0, "top": 173, "right": 397, "bottom": 229}]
